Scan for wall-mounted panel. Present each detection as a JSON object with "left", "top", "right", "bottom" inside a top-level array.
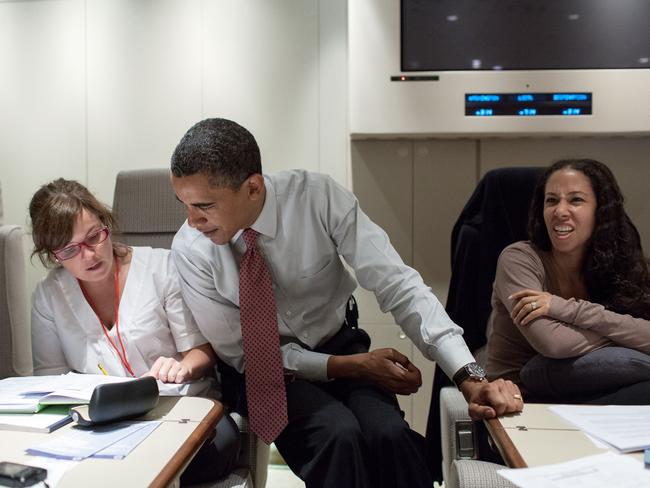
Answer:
[
  {"left": 351, "top": 140, "right": 413, "bottom": 324},
  {"left": 203, "top": 0, "right": 320, "bottom": 176},
  {"left": 413, "top": 140, "right": 477, "bottom": 303},
  {"left": 318, "top": 0, "right": 349, "bottom": 186},
  {"left": 0, "top": 0, "right": 86, "bottom": 293},
  {"left": 0, "top": 0, "right": 86, "bottom": 226},
  {"left": 86, "top": 0, "right": 203, "bottom": 204},
  {"left": 349, "top": 0, "right": 650, "bottom": 136}
]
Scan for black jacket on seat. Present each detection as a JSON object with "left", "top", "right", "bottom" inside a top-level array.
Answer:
[{"left": 425, "top": 166, "right": 543, "bottom": 481}]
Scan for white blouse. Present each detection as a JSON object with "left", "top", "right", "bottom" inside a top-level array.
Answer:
[{"left": 31, "top": 247, "right": 208, "bottom": 378}]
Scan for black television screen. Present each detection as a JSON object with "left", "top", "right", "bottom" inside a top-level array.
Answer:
[{"left": 401, "top": 0, "right": 650, "bottom": 72}]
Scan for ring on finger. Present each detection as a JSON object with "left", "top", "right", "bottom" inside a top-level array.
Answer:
[
  {"left": 513, "top": 394, "right": 522, "bottom": 400},
  {"left": 530, "top": 301, "right": 538, "bottom": 311}
]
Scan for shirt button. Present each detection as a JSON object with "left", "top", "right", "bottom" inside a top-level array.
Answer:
[
  {"left": 302, "top": 332, "right": 309, "bottom": 339},
  {"left": 286, "top": 310, "right": 292, "bottom": 317}
]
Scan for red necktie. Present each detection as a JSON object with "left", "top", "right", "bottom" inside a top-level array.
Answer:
[{"left": 239, "top": 228, "right": 288, "bottom": 444}]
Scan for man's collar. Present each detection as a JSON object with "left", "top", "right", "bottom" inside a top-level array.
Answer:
[{"left": 231, "top": 175, "right": 277, "bottom": 244}]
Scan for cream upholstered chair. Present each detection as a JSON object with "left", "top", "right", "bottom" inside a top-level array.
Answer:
[
  {"left": 0, "top": 225, "right": 33, "bottom": 379},
  {"left": 112, "top": 168, "right": 269, "bottom": 488},
  {"left": 431, "top": 167, "right": 544, "bottom": 488}
]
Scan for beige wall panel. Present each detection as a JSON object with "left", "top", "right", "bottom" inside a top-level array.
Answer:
[
  {"left": 410, "top": 140, "right": 477, "bottom": 435},
  {"left": 202, "top": 0, "right": 320, "bottom": 176},
  {"left": 0, "top": 0, "right": 86, "bottom": 296},
  {"left": 0, "top": 0, "right": 86, "bottom": 227},
  {"left": 481, "top": 137, "right": 650, "bottom": 250},
  {"left": 351, "top": 140, "right": 413, "bottom": 324},
  {"left": 413, "top": 140, "right": 478, "bottom": 303},
  {"left": 318, "top": 0, "right": 349, "bottom": 187},
  {"left": 86, "top": 0, "right": 203, "bottom": 204}
]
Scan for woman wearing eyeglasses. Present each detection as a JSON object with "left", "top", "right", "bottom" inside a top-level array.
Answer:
[{"left": 28, "top": 178, "right": 239, "bottom": 485}]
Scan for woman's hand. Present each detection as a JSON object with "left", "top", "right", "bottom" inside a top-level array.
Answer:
[
  {"left": 509, "top": 289, "right": 552, "bottom": 326},
  {"left": 144, "top": 356, "right": 191, "bottom": 384}
]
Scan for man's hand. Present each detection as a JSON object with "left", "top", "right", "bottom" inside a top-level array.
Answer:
[
  {"left": 460, "top": 378, "right": 523, "bottom": 420},
  {"left": 328, "top": 348, "right": 422, "bottom": 395},
  {"left": 144, "top": 356, "right": 192, "bottom": 384}
]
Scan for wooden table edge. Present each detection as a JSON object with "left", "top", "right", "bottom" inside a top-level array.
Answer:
[
  {"left": 484, "top": 417, "right": 528, "bottom": 469},
  {"left": 149, "top": 398, "right": 224, "bottom": 487}
]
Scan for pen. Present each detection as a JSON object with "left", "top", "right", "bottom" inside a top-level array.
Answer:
[{"left": 98, "top": 363, "right": 108, "bottom": 376}]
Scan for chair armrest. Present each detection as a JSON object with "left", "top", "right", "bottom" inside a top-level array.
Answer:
[
  {"left": 440, "top": 386, "right": 473, "bottom": 484},
  {"left": 449, "top": 459, "right": 518, "bottom": 488},
  {"left": 230, "top": 413, "right": 269, "bottom": 488}
]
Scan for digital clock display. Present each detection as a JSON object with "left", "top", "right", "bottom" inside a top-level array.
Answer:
[{"left": 465, "top": 92, "right": 592, "bottom": 116}]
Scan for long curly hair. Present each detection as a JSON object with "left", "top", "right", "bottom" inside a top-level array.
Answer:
[{"left": 528, "top": 158, "right": 650, "bottom": 319}]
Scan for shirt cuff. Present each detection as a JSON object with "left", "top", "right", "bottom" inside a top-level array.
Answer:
[
  {"left": 427, "top": 333, "right": 475, "bottom": 381},
  {"left": 282, "top": 343, "right": 331, "bottom": 382}
]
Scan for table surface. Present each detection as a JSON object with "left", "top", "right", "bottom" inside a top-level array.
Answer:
[
  {"left": 0, "top": 396, "right": 223, "bottom": 487},
  {"left": 486, "top": 403, "right": 644, "bottom": 469}
]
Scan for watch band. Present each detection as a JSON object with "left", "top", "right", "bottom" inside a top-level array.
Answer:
[{"left": 452, "top": 362, "right": 486, "bottom": 389}]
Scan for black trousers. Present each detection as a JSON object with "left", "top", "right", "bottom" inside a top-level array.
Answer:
[
  {"left": 219, "top": 319, "right": 433, "bottom": 488},
  {"left": 274, "top": 376, "right": 432, "bottom": 488}
]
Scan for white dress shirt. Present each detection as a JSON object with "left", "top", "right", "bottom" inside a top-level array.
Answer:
[
  {"left": 32, "top": 247, "right": 208, "bottom": 378},
  {"left": 172, "top": 170, "right": 474, "bottom": 381}
]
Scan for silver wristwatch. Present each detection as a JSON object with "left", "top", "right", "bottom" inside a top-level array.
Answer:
[{"left": 452, "top": 362, "right": 486, "bottom": 389}]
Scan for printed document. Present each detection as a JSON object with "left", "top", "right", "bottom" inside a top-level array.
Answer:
[
  {"left": 548, "top": 405, "right": 650, "bottom": 452},
  {"left": 0, "top": 373, "right": 208, "bottom": 413},
  {"left": 498, "top": 452, "right": 650, "bottom": 488},
  {"left": 27, "top": 420, "right": 161, "bottom": 460},
  {"left": 0, "top": 406, "right": 71, "bottom": 433},
  {"left": 0, "top": 374, "right": 129, "bottom": 413}
]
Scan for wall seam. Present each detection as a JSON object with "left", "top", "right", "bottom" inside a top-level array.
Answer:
[
  {"left": 200, "top": 0, "right": 205, "bottom": 119},
  {"left": 83, "top": 0, "right": 89, "bottom": 184}
]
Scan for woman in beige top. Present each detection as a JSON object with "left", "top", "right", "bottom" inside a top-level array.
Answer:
[{"left": 487, "top": 159, "right": 650, "bottom": 401}]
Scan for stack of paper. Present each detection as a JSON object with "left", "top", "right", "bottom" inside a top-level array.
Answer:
[
  {"left": 27, "top": 421, "right": 162, "bottom": 460},
  {"left": 0, "top": 406, "right": 72, "bottom": 433},
  {"left": 0, "top": 374, "right": 130, "bottom": 413},
  {"left": 498, "top": 452, "right": 650, "bottom": 488},
  {"left": 0, "top": 373, "right": 210, "bottom": 414},
  {"left": 548, "top": 405, "right": 650, "bottom": 452}
]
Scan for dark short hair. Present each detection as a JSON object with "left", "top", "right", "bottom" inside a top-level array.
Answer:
[
  {"left": 170, "top": 118, "right": 262, "bottom": 188},
  {"left": 29, "top": 178, "right": 126, "bottom": 267},
  {"left": 528, "top": 158, "right": 650, "bottom": 318}
]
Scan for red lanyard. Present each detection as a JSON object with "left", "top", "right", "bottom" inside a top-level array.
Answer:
[{"left": 79, "top": 257, "right": 135, "bottom": 377}]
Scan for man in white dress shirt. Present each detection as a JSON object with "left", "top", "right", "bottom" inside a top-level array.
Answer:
[{"left": 170, "top": 118, "right": 522, "bottom": 488}]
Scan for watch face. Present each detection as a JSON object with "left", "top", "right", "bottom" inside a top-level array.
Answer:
[{"left": 467, "top": 362, "right": 486, "bottom": 378}]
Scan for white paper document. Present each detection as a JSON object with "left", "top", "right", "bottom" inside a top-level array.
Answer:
[
  {"left": 0, "top": 374, "right": 130, "bottom": 413},
  {"left": 0, "top": 406, "right": 72, "bottom": 433},
  {"left": 498, "top": 452, "right": 650, "bottom": 488},
  {"left": 92, "top": 421, "right": 161, "bottom": 459},
  {"left": 26, "top": 420, "right": 161, "bottom": 460},
  {"left": 548, "top": 405, "right": 650, "bottom": 452},
  {"left": 0, "top": 373, "right": 207, "bottom": 413}
]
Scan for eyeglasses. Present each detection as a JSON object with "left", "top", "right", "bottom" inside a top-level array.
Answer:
[{"left": 53, "top": 226, "right": 110, "bottom": 261}]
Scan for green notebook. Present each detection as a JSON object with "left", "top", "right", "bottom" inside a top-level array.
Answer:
[{"left": 0, "top": 405, "right": 72, "bottom": 433}]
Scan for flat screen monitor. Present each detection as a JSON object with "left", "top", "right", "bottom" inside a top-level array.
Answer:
[{"left": 401, "top": 0, "right": 650, "bottom": 72}]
